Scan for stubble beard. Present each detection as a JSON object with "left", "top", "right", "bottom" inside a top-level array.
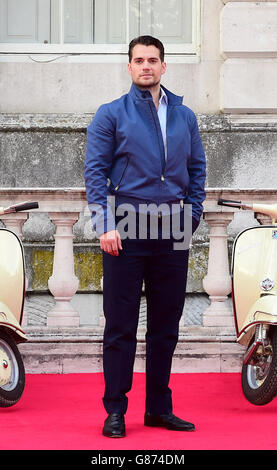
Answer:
[{"left": 134, "top": 77, "right": 161, "bottom": 90}]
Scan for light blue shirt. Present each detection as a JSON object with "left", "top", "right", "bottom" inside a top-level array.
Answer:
[{"left": 157, "top": 87, "right": 168, "bottom": 160}]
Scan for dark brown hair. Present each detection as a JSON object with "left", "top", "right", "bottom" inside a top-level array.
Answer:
[{"left": 128, "top": 35, "right": 165, "bottom": 63}]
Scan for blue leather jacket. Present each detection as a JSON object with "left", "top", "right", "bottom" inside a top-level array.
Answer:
[{"left": 85, "top": 83, "right": 206, "bottom": 235}]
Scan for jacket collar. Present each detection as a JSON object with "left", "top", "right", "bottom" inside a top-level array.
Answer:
[{"left": 129, "top": 83, "right": 183, "bottom": 106}]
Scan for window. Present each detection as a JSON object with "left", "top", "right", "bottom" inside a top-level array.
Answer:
[{"left": 0, "top": 0, "right": 200, "bottom": 57}]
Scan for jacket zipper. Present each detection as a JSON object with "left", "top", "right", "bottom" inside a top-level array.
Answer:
[
  {"left": 114, "top": 157, "right": 130, "bottom": 191},
  {"left": 149, "top": 102, "right": 175, "bottom": 182},
  {"left": 148, "top": 102, "right": 166, "bottom": 182},
  {"left": 163, "top": 105, "right": 175, "bottom": 180}
]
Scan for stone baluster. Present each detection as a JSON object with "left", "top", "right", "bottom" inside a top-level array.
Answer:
[
  {"left": 1, "top": 212, "right": 29, "bottom": 327},
  {"left": 99, "top": 276, "right": 105, "bottom": 328},
  {"left": 47, "top": 212, "right": 80, "bottom": 327},
  {"left": 1, "top": 212, "right": 28, "bottom": 239},
  {"left": 202, "top": 211, "right": 234, "bottom": 327}
]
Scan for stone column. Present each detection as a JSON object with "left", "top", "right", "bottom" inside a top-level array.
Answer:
[
  {"left": 202, "top": 212, "right": 234, "bottom": 327},
  {"left": 1, "top": 213, "right": 28, "bottom": 326},
  {"left": 99, "top": 276, "right": 105, "bottom": 328},
  {"left": 47, "top": 212, "right": 80, "bottom": 327}
]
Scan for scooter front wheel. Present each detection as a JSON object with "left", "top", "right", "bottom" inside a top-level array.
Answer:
[
  {"left": 0, "top": 329, "right": 25, "bottom": 407},
  {"left": 241, "top": 327, "right": 277, "bottom": 405}
]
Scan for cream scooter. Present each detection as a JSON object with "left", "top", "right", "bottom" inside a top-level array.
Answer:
[
  {"left": 218, "top": 198, "right": 277, "bottom": 405},
  {"left": 0, "top": 201, "right": 38, "bottom": 407}
]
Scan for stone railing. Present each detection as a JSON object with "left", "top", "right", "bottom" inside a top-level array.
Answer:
[
  {"left": 0, "top": 188, "right": 87, "bottom": 327},
  {"left": 1, "top": 187, "right": 277, "bottom": 334},
  {"left": 2, "top": 187, "right": 276, "bottom": 373}
]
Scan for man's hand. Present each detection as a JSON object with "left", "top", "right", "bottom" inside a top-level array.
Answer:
[{"left": 100, "top": 229, "right": 122, "bottom": 256}]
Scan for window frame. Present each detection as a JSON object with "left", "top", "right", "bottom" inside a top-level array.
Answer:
[{"left": 0, "top": 0, "right": 201, "bottom": 58}]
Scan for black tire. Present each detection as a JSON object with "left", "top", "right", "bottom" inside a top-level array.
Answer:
[
  {"left": 241, "top": 327, "right": 277, "bottom": 405},
  {"left": 0, "top": 329, "right": 25, "bottom": 407}
]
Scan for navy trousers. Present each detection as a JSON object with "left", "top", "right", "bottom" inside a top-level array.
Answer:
[{"left": 102, "top": 233, "right": 189, "bottom": 415}]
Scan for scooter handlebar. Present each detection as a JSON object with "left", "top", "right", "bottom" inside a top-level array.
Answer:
[
  {"left": 0, "top": 201, "right": 39, "bottom": 215},
  {"left": 218, "top": 198, "right": 277, "bottom": 221},
  {"left": 218, "top": 198, "right": 243, "bottom": 209},
  {"left": 14, "top": 202, "right": 39, "bottom": 212}
]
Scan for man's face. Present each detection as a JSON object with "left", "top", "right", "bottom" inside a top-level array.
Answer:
[{"left": 128, "top": 44, "right": 166, "bottom": 89}]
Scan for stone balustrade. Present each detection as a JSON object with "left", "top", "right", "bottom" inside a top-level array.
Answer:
[{"left": 1, "top": 187, "right": 276, "bottom": 373}]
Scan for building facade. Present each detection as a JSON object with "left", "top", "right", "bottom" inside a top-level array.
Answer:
[{"left": 0, "top": 0, "right": 277, "bottom": 371}]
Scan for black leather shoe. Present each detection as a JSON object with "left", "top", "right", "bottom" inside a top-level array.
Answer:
[
  {"left": 102, "top": 413, "right": 126, "bottom": 438},
  {"left": 144, "top": 412, "right": 195, "bottom": 432}
]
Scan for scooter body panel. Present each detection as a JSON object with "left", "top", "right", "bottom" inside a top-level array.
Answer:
[
  {"left": 232, "top": 225, "right": 277, "bottom": 345},
  {"left": 0, "top": 301, "right": 27, "bottom": 341},
  {"left": 0, "top": 229, "right": 25, "bottom": 330}
]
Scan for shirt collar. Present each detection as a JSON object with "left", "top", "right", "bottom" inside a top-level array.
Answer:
[{"left": 159, "top": 87, "right": 168, "bottom": 105}]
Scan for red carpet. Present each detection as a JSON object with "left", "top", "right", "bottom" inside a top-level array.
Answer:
[{"left": 1, "top": 372, "right": 277, "bottom": 451}]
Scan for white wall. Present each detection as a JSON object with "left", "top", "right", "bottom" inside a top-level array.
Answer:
[
  {"left": 0, "top": 0, "right": 223, "bottom": 114},
  {"left": 1, "top": 0, "right": 277, "bottom": 115},
  {"left": 221, "top": 0, "right": 277, "bottom": 113}
]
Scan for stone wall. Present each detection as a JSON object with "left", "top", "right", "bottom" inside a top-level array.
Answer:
[
  {"left": 1, "top": 112, "right": 276, "bottom": 327},
  {"left": 1, "top": 113, "right": 277, "bottom": 189}
]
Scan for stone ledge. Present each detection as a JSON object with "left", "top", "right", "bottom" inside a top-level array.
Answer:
[
  {"left": 23, "top": 325, "right": 237, "bottom": 342},
  {"left": 0, "top": 113, "right": 93, "bottom": 131},
  {"left": 1, "top": 113, "right": 277, "bottom": 132},
  {"left": 18, "top": 325, "right": 244, "bottom": 374},
  {"left": 18, "top": 339, "right": 244, "bottom": 374}
]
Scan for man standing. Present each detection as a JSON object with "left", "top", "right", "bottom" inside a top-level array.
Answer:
[{"left": 85, "top": 36, "right": 206, "bottom": 438}]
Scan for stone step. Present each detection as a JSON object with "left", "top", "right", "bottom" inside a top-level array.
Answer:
[{"left": 17, "top": 325, "right": 245, "bottom": 374}]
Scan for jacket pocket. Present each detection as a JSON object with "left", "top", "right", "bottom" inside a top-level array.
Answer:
[{"left": 114, "top": 156, "right": 130, "bottom": 191}]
